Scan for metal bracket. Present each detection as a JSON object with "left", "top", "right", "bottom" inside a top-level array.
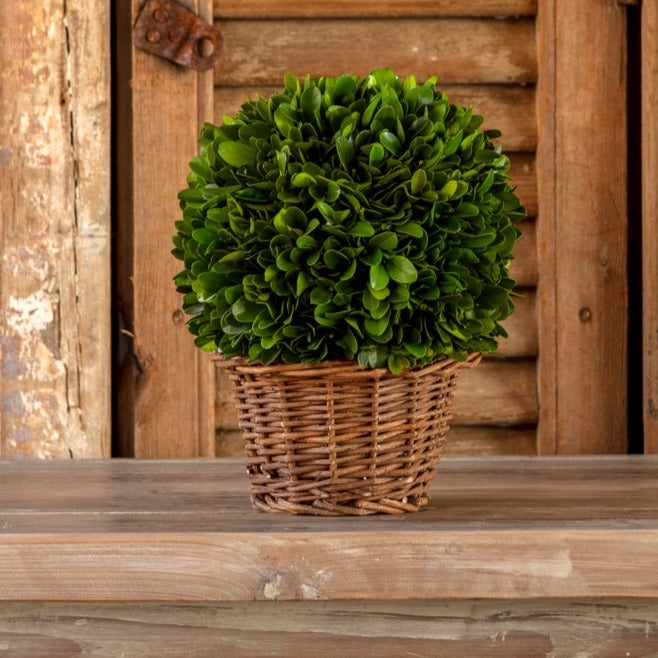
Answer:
[{"left": 133, "top": 0, "right": 222, "bottom": 71}]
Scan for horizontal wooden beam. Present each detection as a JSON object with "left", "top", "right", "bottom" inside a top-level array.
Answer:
[
  {"left": 4, "top": 598, "right": 658, "bottom": 656},
  {"left": 214, "top": 18, "right": 536, "bottom": 86},
  {"left": 1, "top": 457, "right": 657, "bottom": 601},
  {"left": 214, "top": 0, "right": 538, "bottom": 19},
  {"left": 444, "top": 425, "right": 536, "bottom": 455}
]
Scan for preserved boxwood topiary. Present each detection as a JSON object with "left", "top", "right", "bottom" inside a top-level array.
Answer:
[{"left": 173, "top": 68, "right": 525, "bottom": 374}]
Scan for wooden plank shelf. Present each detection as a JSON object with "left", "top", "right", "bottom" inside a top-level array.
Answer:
[{"left": 1, "top": 456, "right": 657, "bottom": 603}]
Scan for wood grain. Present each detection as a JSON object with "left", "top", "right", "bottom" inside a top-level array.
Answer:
[
  {"left": 452, "top": 358, "right": 537, "bottom": 425},
  {"left": 215, "top": 84, "right": 537, "bottom": 152},
  {"left": 115, "top": 0, "right": 215, "bottom": 457},
  {"left": 535, "top": 0, "right": 557, "bottom": 453},
  {"left": 643, "top": 0, "right": 658, "bottom": 452},
  {"left": 214, "top": 18, "right": 536, "bottom": 86},
  {"left": 1, "top": 457, "right": 657, "bottom": 602},
  {"left": 0, "top": 1, "right": 110, "bottom": 457},
  {"left": 445, "top": 426, "right": 535, "bottom": 455},
  {"left": 553, "top": 1, "right": 627, "bottom": 453},
  {"left": 2, "top": 599, "right": 658, "bottom": 657},
  {"left": 214, "top": 0, "right": 538, "bottom": 19}
]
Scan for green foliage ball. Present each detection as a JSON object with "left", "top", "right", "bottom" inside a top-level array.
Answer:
[{"left": 173, "top": 68, "right": 525, "bottom": 373}]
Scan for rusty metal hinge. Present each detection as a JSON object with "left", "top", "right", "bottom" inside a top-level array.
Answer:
[{"left": 133, "top": 0, "right": 222, "bottom": 71}]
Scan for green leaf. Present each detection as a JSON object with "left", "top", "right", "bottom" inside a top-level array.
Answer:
[
  {"left": 403, "top": 342, "right": 427, "bottom": 358},
  {"left": 196, "top": 271, "right": 222, "bottom": 293},
  {"left": 336, "top": 136, "right": 355, "bottom": 169},
  {"left": 369, "top": 143, "right": 386, "bottom": 167},
  {"left": 284, "top": 72, "right": 300, "bottom": 95},
  {"left": 386, "top": 256, "right": 418, "bottom": 284},
  {"left": 410, "top": 169, "right": 427, "bottom": 195},
  {"left": 379, "top": 130, "right": 401, "bottom": 155},
  {"left": 440, "top": 180, "right": 458, "bottom": 199},
  {"left": 369, "top": 264, "right": 390, "bottom": 291},
  {"left": 300, "top": 85, "right": 322, "bottom": 116},
  {"left": 217, "top": 141, "right": 256, "bottom": 167},
  {"left": 191, "top": 228, "right": 217, "bottom": 245},
  {"left": 231, "top": 297, "right": 259, "bottom": 323},
  {"left": 396, "top": 222, "right": 424, "bottom": 238},
  {"left": 349, "top": 220, "right": 376, "bottom": 237},
  {"left": 370, "top": 231, "right": 398, "bottom": 251},
  {"left": 364, "top": 316, "right": 388, "bottom": 337}
]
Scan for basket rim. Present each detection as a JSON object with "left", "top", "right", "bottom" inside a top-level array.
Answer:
[{"left": 213, "top": 352, "right": 482, "bottom": 379}]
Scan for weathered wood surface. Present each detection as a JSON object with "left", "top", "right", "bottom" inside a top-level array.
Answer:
[
  {"left": 535, "top": 0, "right": 557, "bottom": 453},
  {"left": 1, "top": 598, "right": 657, "bottom": 658},
  {"left": 452, "top": 358, "right": 537, "bottom": 425},
  {"left": 215, "top": 84, "right": 537, "bottom": 152},
  {"left": 2, "top": 456, "right": 656, "bottom": 602},
  {"left": 115, "top": 0, "right": 215, "bottom": 457},
  {"left": 214, "top": 18, "right": 536, "bottom": 86},
  {"left": 643, "top": 0, "right": 658, "bottom": 453},
  {"left": 0, "top": 1, "right": 111, "bottom": 458},
  {"left": 214, "top": 0, "right": 538, "bottom": 18},
  {"left": 550, "top": 2, "right": 628, "bottom": 453}
]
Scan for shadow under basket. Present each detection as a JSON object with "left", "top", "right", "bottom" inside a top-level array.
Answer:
[{"left": 215, "top": 353, "right": 481, "bottom": 516}]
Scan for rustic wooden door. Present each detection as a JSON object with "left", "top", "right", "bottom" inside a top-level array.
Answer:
[
  {"left": 114, "top": 0, "right": 630, "bottom": 458},
  {"left": 208, "top": 0, "right": 628, "bottom": 457},
  {"left": 2, "top": 0, "right": 633, "bottom": 458}
]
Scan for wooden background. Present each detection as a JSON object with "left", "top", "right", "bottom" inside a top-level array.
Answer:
[
  {"left": 0, "top": 1, "right": 111, "bottom": 458},
  {"left": 1, "top": 0, "right": 649, "bottom": 458}
]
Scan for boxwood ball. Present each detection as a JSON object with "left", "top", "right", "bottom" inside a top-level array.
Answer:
[{"left": 173, "top": 68, "right": 525, "bottom": 373}]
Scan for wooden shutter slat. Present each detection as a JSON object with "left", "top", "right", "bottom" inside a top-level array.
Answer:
[
  {"left": 445, "top": 426, "right": 536, "bottom": 455},
  {"left": 452, "top": 359, "right": 537, "bottom": 426},
  {"left": 214, "top": 18, "right": 536, "bottom": 86},
  {"left": 214, "top": 0, "right": 537, "bottom": 19}
]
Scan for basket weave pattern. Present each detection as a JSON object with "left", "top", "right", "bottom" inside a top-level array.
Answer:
[{"left": 216, "top": 354, "right": 481, "bottom": 516}]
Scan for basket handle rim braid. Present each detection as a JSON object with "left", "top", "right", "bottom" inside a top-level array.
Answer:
[{"left": 213, "top": 352, "right": 482, "bottom": 380}]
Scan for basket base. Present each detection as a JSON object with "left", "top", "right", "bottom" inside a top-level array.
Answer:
[{"left": 250, "top": 491, "right": 431, "bottom": 516}]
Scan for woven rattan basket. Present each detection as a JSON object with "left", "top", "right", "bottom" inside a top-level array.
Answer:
[{"left": 216, "top": 353, "right": 481, "bottom": 516}]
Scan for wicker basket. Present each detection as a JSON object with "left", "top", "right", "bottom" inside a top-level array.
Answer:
[{"left": 215, "top": 353, "right": 481, "bottom": 516}]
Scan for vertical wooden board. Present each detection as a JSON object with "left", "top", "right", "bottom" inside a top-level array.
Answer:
[
  {"left": 535, "top": 0, "right": 557, "bottom": 453},
  {"left": 553, "top": 1, "right": 627, "bottom": 453},
  {"left": 0, "top": 1, "right": 110, "bottom": 457},
  {"left": 643, "top": 0, "right": 658, "bottom": 452},
  {"left": 117, "top": 0, "right": 215, "bottom": 458}
]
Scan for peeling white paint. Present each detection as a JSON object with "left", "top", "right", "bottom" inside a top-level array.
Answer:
[
  {"left": 263, "top": 574, "right": 283, "bottom": 601},
  {"left": 6, "top": 290, "right": 55, "bottom": 333},
  {"left": 300, "top": 584, "right": 319, "bottom": 599}
]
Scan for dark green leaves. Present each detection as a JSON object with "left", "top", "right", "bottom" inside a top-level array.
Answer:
[
  {"left": 217, "top": 141, "right": 256, "bottom": 167},
  {"left": 173, "top": 68, "right": 525, "bottom": 371},
  {"left": 386, "top": 256, "right": 417, "bottom": 284}
]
